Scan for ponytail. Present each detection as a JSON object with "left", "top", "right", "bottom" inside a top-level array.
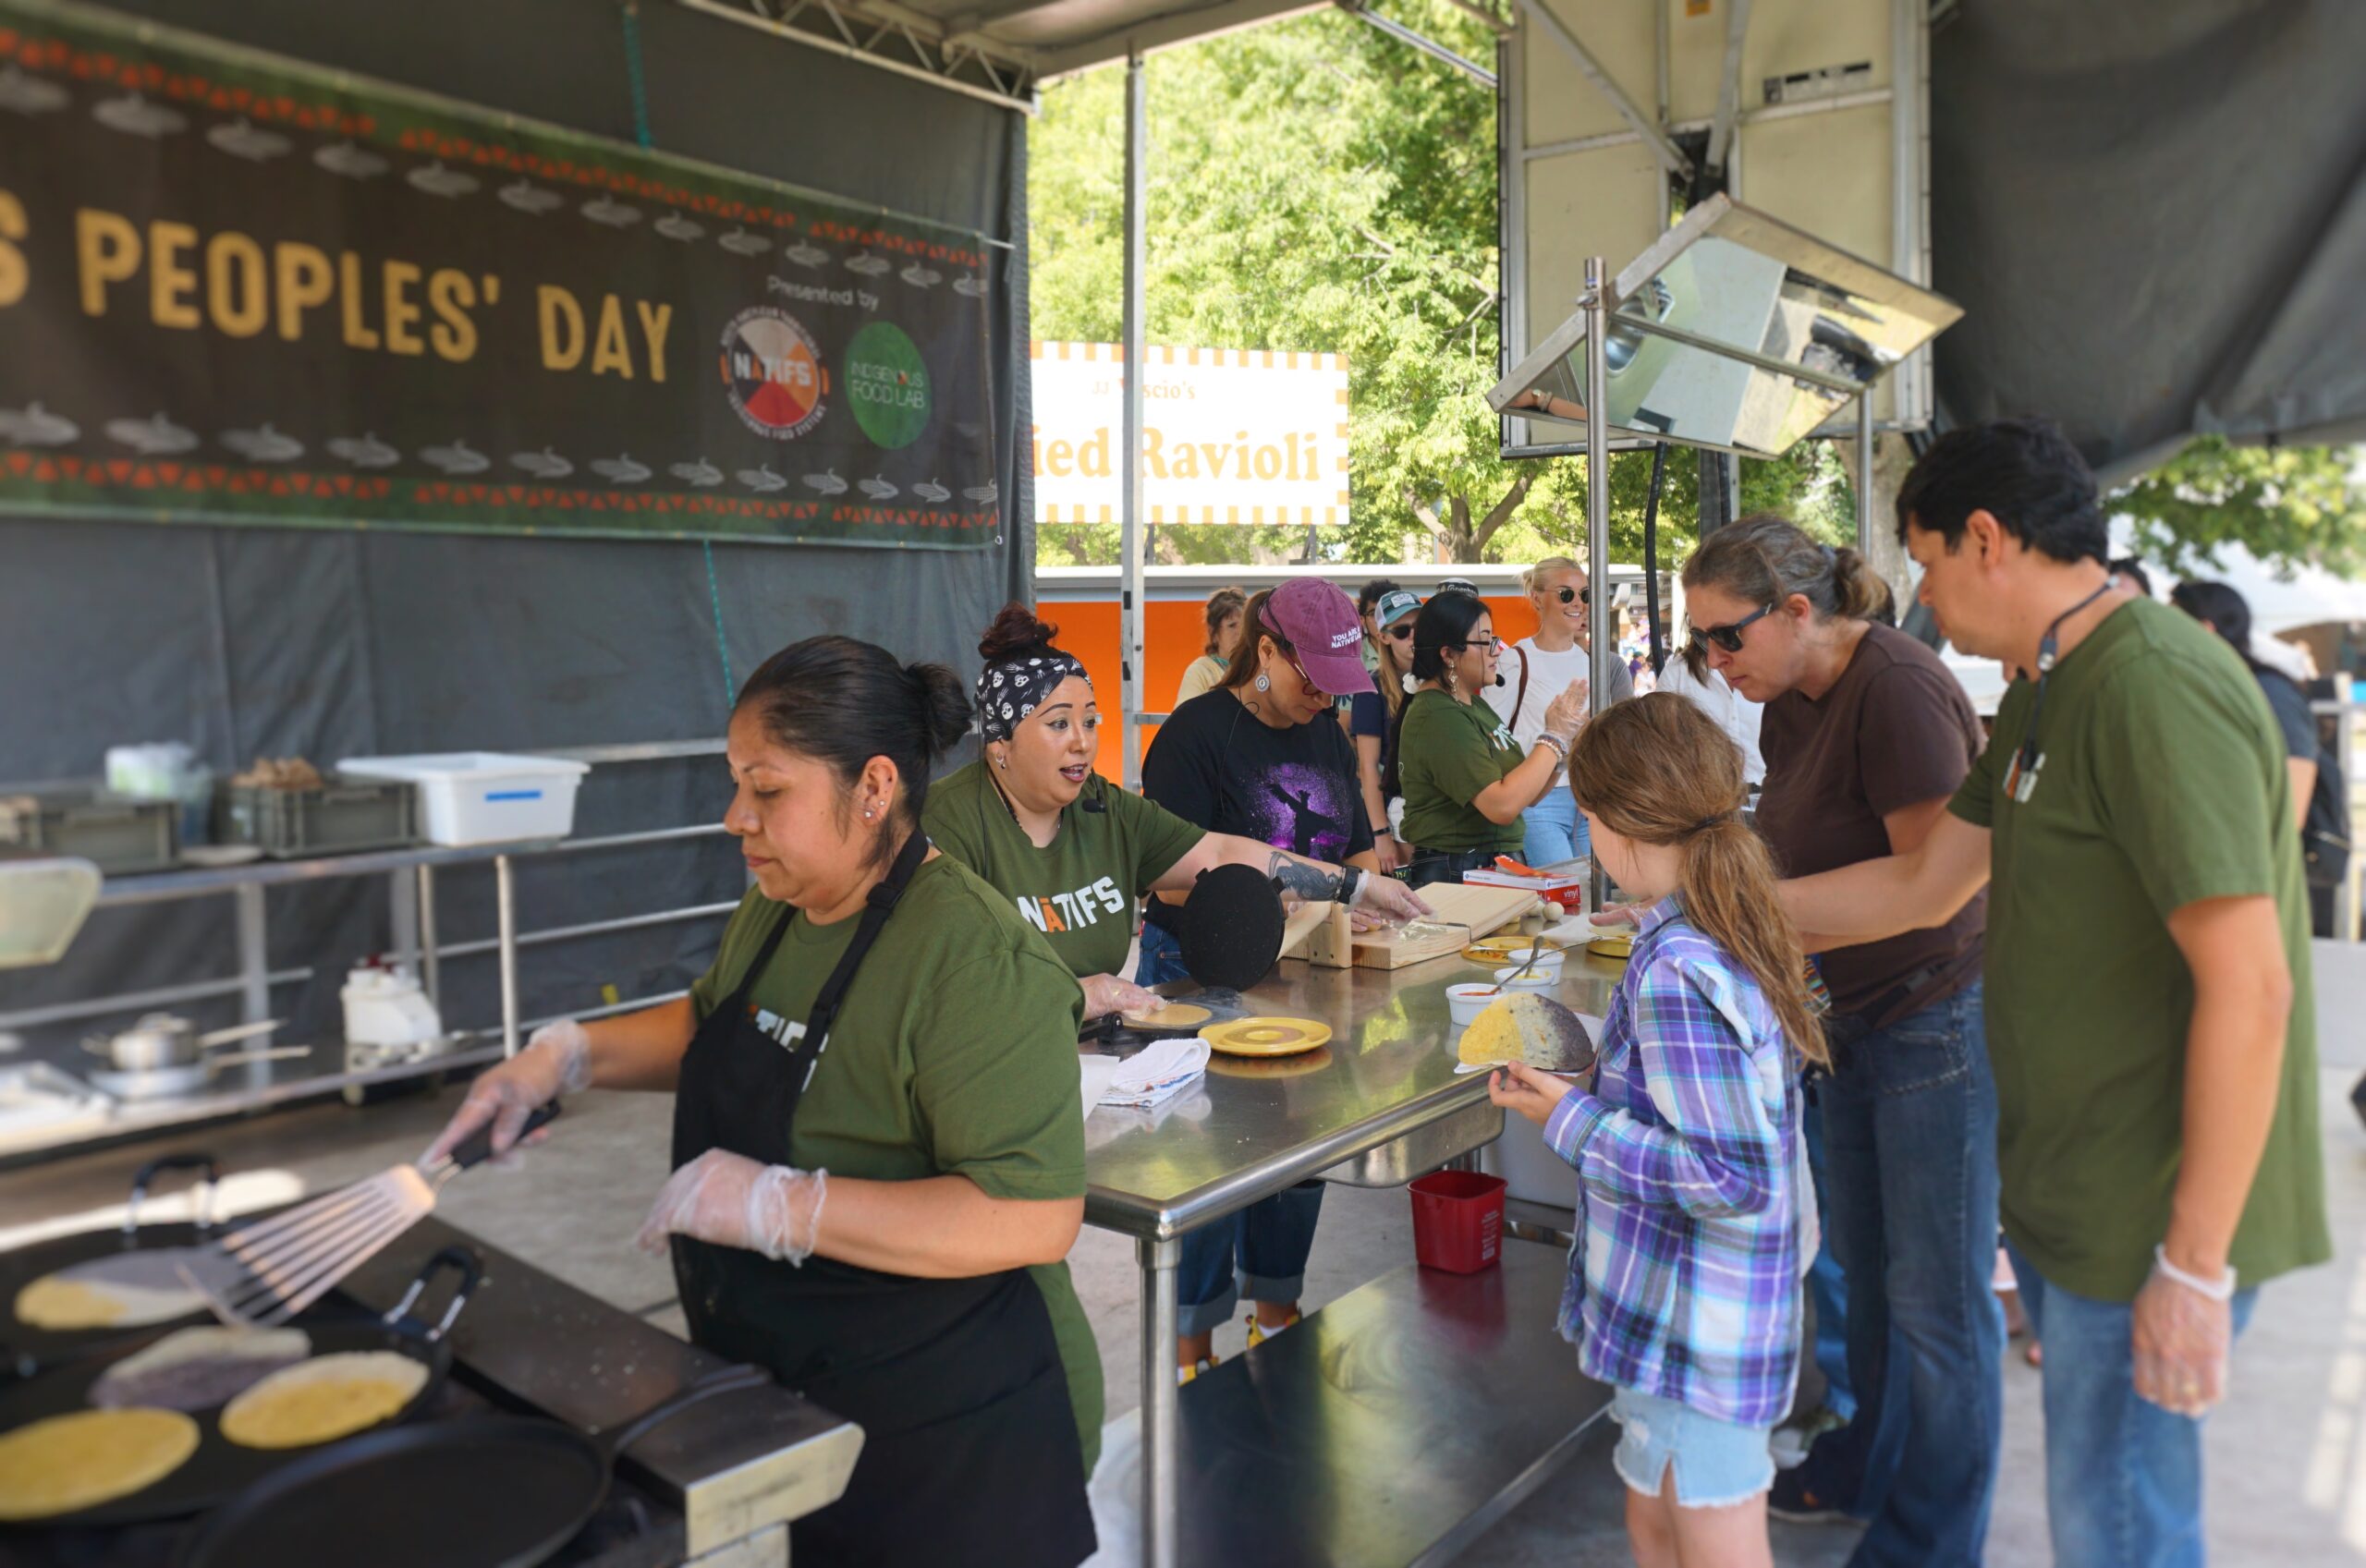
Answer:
[
  {"left": 1677, "top": 819, "right": 1825, "bottom": 1068},
  {"left": 1684, "top": 513, "right": 1892, "bottom": 629},
  {"left": 1564, "top": 693, "right": 1825, "bottom": 1066}
]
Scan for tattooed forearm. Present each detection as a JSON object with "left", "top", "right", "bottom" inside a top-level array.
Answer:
[{"left": 1267, "top": 852, "right": 1350, "bottom": 902}]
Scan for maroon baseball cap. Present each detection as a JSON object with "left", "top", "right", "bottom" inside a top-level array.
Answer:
[{"left": 1261, "top": 577, "right": 1371, "bottom": 696}]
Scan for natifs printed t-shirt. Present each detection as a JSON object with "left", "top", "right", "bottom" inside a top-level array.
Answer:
[
  {"left": 1139, "top": 688, "right": 1373, "bottom": 933},
  {"left": 686, "top": 853, "right": 1104, "bottom": 1464},
  {"left": 1951, "top": 596, "right": 2328, "bottom": 1302},
  {"left": 1396, "top": 687, "right": 1528, "bottom": 853},
  {"left": 924, "top": 761, "right": 1204, "bottom": 979}
]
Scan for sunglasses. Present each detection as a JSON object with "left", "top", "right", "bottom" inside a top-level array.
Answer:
[
  {"left": 1384, "top": 625, "right": 1415, "bottom": 641},
  {"left": 1551, "top": 585, "right": 1592, "bottom": 606},
  {"left": 1689, "top": 603, "right": 1775, "bottom": 655}
]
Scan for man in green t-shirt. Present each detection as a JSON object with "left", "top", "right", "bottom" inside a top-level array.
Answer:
[{"left": 1783, "top": 419, "right": 2328, "bottom": 1568}]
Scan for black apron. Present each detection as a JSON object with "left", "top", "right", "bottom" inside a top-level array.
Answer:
[{"left": 670, "top": 832, "right": 1096, "bottom": 1568}]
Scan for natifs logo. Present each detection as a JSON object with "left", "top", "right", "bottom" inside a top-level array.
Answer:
[{"left": 719, "top": 306, "right": 827, "bottom": 440}]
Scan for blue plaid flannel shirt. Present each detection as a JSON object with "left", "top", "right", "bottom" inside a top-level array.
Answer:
[{"left": 1543, "top": 894, "right": 1805, "bottom": 1427}]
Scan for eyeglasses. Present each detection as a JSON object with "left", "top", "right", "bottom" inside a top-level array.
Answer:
[
  {"left": 1689, "top": 603, "right": 1775, "bottom": 655},
  {"left": 1458, "top": 636, "right": 1502, "bottom": 652},
  {"left": 1553, "top": 585, "right": 1592, "bottom": 607}
]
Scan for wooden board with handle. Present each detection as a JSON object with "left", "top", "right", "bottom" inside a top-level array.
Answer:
[{"left": 1280, "top": 883, "right": 1539, "bottom": 970}]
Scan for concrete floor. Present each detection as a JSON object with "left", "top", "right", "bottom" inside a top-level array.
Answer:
[{"left": 6, "top": 953, "right": 2364, "bottom": 1565}]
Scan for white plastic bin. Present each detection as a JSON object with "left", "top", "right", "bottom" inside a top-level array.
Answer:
[{"left": 335, "top": 753, "right": 590, "bottom": 845}]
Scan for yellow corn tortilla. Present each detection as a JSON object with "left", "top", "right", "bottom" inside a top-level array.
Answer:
[
  {"left": 219, "top": 1350, "right": 428, "bottom": 1449},
  {"left": 1121, "top": 1002, "right": 1212, "bottom": 1031},
  {"left": 15, "top": 1270, "right": 201, "bottom": 1331},
  {"left": 0, "top": 1407, "right": 201, "bottom": 1520}
]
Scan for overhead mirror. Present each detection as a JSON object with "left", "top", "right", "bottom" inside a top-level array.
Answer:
[
  {"left": 0, "top": 857, "right": 102, "bottom": 969},
  {"left": 1490, "top": 195, "right": 1962, "bottom": 460}
]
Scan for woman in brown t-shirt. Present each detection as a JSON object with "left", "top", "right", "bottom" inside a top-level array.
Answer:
[{"left": 1682, "top": 514, "right": 2002, "bottom": 1564}]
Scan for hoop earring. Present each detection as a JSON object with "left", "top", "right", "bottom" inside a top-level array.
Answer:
[{"left": 1254, "top": 673, "right": 1271, "bottom": 693}]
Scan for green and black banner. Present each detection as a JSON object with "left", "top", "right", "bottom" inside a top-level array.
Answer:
[{"left": 0, "top": 0, "right": 1000, "bottom": 548}]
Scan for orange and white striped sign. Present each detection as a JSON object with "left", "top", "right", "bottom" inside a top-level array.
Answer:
[{"left": 1030, "top": 342, "right": 1350, "bottom": 526}]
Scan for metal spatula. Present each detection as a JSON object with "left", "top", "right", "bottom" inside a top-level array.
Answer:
[{"left": 187, "top": 1102, "right": 560, "bottom": 1326}]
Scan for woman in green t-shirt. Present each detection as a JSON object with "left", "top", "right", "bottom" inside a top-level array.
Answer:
[
  {"left": 1391, "top": 590, "right": 1588, "bottom": 888},
  {"left": 423, "top": 636, "right": 1100, "bottom": 1567},
  {"left": 929, "top": 604, "right": 1429, "bottom": 1018}
]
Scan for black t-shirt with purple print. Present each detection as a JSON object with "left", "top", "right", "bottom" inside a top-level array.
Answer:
[{"left": 1140, "top": 688, "right": 1374, "bottom": 933}]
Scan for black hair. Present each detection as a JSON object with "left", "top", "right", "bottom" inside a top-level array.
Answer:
[
  {"left": 1407, "top": 591, "right": 1490, "bottom": 684},
  {"left": 979, "top": 601, "right": 1062, "bottom": 664},
  {"left": 2110, "top": 557, "right": 2155, "bottom": 598},
  {"left": 1357, "top": 577, "right": 1402, "bottom": 615},
  {"left": 733, "top": 635, "right": 971, "bottom": 857},
  {"left": 2169, "top": 579, "right": 2270, "bottom": 676},
  {"left": 1894, "top": 419, "right": 2107, "bottom": 565},
  {"left": 1384, "top": 592, "right": 1492, "bottom": 800}
]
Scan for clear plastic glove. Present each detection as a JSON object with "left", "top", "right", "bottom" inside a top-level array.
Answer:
[
  {"left": 1351, "top": 875, "right": 1430, "bottom": 927},
  {"left": 422, "top": 1020, "right": 592, "bottom": 1166},
  {"left": 1079, "top": 972, "right": 1164, "bottom": 1020},
  {"left": 2131, "top": 1258, "right": 2233, "bottom": 1416},
  {"left": 1542, "top": 678, "right": 1590, "bottom": 737},
  {"left": 1487, "top": 1061, "right": 1579, "bottom": 1128},
  {"left": 635, "top": 1147, "right": 827, "bottom": 1264},
  {"left": 1592, "top": 901, "right": 1652, "bottom": 929}
]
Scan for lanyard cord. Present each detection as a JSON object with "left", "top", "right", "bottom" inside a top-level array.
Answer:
[{"left": 2009, "top": 575, "right": 2120, "bottom": 796}]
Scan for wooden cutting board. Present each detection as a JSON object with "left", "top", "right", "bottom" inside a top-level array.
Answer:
[{"left": 1280, "top": 883, "right": 1539, "bottom": 970}]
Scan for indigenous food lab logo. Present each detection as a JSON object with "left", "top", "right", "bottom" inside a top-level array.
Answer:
[
  {"left": 844, "top": 322, "right": 932, "bottom": 450},
  {"left": 719, "top": 307, "right": 827, "bottom": 441}
]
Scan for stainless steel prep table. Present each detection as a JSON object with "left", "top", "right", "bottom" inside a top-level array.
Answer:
[{"left": 1084, "top": 948, "right": 1627, "bottom": 1567}]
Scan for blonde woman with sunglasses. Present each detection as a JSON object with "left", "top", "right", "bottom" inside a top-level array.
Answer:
[{"left": 1482, "top": 557, "right": 1633, "bottom": 866}]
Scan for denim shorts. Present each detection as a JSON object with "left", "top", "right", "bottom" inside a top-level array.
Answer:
[{"left": 1608, "top": 1386, "right": 1775, "bottom": 1509}]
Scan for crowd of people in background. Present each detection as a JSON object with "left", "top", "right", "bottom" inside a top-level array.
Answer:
[{"left": 1132, "top": 418, "right": 2335, "bottom": 1568}]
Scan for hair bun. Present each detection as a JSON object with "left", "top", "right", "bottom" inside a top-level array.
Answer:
[
  {"left": 910, "top": 662, "right": 975, "bottom": 756},
  {"left": 978, "top": 602, "right": 1060, "bottom": 663}
]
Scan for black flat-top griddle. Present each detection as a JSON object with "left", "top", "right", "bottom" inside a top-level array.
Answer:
[
  {"left": 173, "top": 1363, "right": 773, "bottom": 1568},
  {"left": 1, "top": 1154, "right": 226, "bottom": 1377},
  {"left": 0, "top": 1246, "right": 478, "bottom": 1529}
]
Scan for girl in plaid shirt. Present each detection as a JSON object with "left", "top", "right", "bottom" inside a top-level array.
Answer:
[{"left": 1492, "top": 694, "right": 1825, "bottom": 1567}]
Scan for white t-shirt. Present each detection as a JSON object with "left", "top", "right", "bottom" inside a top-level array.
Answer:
[
  {"left": 1655, "top": 657, "right": 1767, "bottom": 786},
  {"left": 1483, "top": 638, "right": 1634, "bottom": 780}
]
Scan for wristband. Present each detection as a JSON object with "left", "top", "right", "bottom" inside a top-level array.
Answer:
[
  {"left": 1535, "top": 733, "right": 1568, "bottom": 760},
  {"left": 1345, "top": 867, "right": 1371, "bottom": 907},
  {"left": 2153, "top": 1244, "right": 2237, "bottom": 1302}
]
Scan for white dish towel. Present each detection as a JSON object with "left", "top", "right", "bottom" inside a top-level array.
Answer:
[{"left": 1093, "top": 1038, "right": 1212, "bottom": 1111}]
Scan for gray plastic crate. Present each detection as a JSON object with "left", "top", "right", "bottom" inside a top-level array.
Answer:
[
  {"left": 0, "top": 792, "right": 178, "bottom": 874},
  {"left": 218, "top": 776, "right": 418, "bottom": 859}
]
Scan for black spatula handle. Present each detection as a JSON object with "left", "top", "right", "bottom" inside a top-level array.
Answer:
[{"left": 445, "top": 1100, "right": 563, "bottom": 1171}]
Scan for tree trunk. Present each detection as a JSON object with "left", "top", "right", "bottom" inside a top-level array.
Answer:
[{"left": 1441, "top": 469, "right": 1539, "bottom": 562}]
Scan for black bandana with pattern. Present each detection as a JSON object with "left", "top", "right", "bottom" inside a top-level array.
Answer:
[{"left": 975, "top": 650, "right": 1090, "bottom": 742}]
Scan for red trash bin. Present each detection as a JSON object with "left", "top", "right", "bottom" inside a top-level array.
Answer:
[{"left": 1409, "top": 1170, "right": 1506, "bottom": 1273}]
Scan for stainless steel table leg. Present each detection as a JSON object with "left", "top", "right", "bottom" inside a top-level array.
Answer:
[
  {"left": 1138, "top": 1233, "right": 1180, "bottom": 1568},
  {"left": 495, "top": 854, "right": 519, "bottom": 1057},
  {"left": 234, "top": 883, "right": 269, "bottom": 1024},
  {"left": 416, "top": 864, "right": 442, "bottom": 1014}
]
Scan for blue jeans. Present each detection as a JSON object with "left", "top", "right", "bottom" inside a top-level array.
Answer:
[
  {"left": 2008, "top": 1240, "right": 2258, "bottom": 1568},
  {"left": 1800, "top": 1083, "right": 1857, "bottom": 1424},
  {"left": 1175, "top": 1183, "right": 1325, "bottom": 1337},
  {"left": 1518, "top": 786, "right": 1587, "bottom": 864},
  {"left": 1136, "top": 921, "right": 1326, "bottom": 1337},
  {"left": 1816, "top": 981, "right": 2003, "bottom": 1566}
]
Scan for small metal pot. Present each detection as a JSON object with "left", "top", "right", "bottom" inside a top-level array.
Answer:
[{"left": 82, "top": 1014, "right": 282, "bottom": 1073}]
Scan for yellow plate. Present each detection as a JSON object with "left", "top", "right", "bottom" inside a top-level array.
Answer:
[
  {"left": 1199, "top": 1016, "right": 1333, "bottom": 1057},
  {"left": 1122, "top": 1003, "right": 1212, "bottom": 1031},
  {"left": 1587, "top": 932, "right": 1634, "bottom": 960}
]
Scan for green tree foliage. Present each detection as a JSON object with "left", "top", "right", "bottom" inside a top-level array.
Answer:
[
  {"left": 2113, "top": 437, "right": 2366, "bottom": 578},
  {"left": 1026, "top": 4, "right": 1846, "bottom": 569}
]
